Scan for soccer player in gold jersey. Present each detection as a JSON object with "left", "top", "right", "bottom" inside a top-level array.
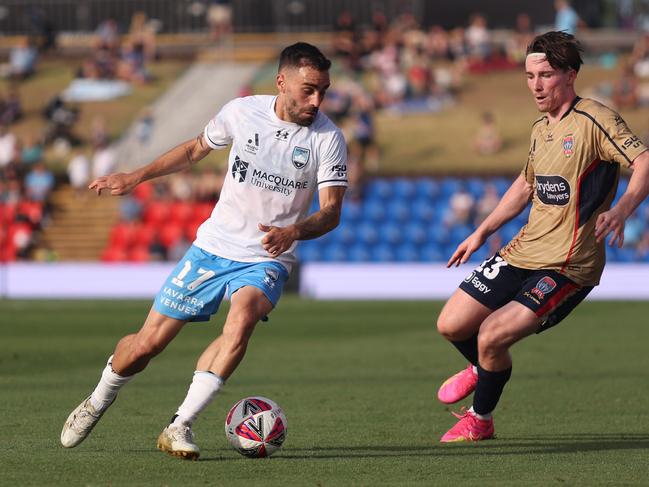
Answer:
[{"left": 435, "top": 31, "right": 649, "bottom": 442}]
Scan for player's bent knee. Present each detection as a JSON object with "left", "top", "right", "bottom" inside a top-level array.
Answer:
[
  {"left": 477, "top": 327, "right": 507, "bottom": 357},
  {"left": 132, "top": 338, "right": 166, "bottom": 360}
]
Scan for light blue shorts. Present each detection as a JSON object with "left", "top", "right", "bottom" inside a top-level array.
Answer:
[{"left": 153, "top": 245, "right": 289, "bottom": 322}]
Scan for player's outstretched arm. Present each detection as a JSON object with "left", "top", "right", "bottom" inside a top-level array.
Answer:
[
  {"left": 88, "top": 134, "right": 212, "bottom": 196},
  {"left": 595, "top": 150, "right": 649, "bottom": 247},
  {"left": 259, "top": 186, "right": 345, "bottom": 257},
  {"left": 447, "top": 175, "right": 532, "bottom": 267}
]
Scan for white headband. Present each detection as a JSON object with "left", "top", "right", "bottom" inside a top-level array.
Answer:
[{"left": 526, "top": 52, "right": 547, "bottom": 60}]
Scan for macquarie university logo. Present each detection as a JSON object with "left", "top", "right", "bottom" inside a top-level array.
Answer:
[
  {"left": 232, "top": 155, "right": 249, "bottom": 183},
  {"left": 291, "top": 146, "right": 310, "bottom": 169},
  {"left": 535, "top": 175, "right": 570, "bottom": 206}
]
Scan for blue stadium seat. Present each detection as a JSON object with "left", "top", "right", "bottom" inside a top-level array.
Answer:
[
  {"left": 371, "top": 243, "right": 396, "bottom": 262},
  {"left": 341, "top": 200, "right": 362, "bottom": 223},
  {"left": 395, "top": 243, "right": 420, "bottom": 262},
  {"left": 348, "top": 243, "right": 372, "bottom": 262},
  {"left": 386, "top": 200, "right": 411, "bottom": 222},
  {"left": 392, "top": 178, "right": 417, "bottom": 199},
  {"left": 329, "top": 222, "right": 356, "bottom": 245},
  {"left": 362, "top": 199, "right": 386, "bottom": 222},
  {"left": 441, "top": 177, "right": 462, "bottom": 198},
  {"left": 411, "top": 198, "right": 437, "bottom": 222},
  {"left": 380, "top": 221, "right": 403, "bottom": 246},
  {"left": 298, "top": 242, "right": 322, "bottom": 262},
  {"left": 420, "top": 243, "right": 445, "bottom": 262},
  {"left": 321, "top": 243, "right": 347, "bottom": 262},
  {"left": 449, "top": 224, "right": 473, "bottom": 245},
  {"left": 365, "top": 178, "right": 393, "bottom": 200},
  {"left": 403, "top": 222, "right": 428, "bottom": 245},
  {"left": 466, "top": 177, "right": 485, "bottom": 199},
  {"left": 493, "top": 177, "right": 512, "bottom": 196},
  {"left": 428, "top": 223, "right": 451, "bottom": 246},
  {"left": 358, "top": 222, "right": 380, "bottom": 245},
  {"left": 415, "top": 178, "right": 440, "bottom": 201}
]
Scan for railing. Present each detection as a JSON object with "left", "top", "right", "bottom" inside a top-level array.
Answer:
[{"left": 0, "top": 0, "right": 559, "bottom": 36}]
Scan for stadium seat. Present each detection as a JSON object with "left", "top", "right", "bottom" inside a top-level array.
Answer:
[
  {"left": 297, "top": 241, "right": 322, "bottom": 262},
  {"left": 132, "top": 181, "right": 154, "bottom": 202},
  {"left": 101, "top": 246, "right": 127, "bottom": 262},
  {"left": 357, "top": 222, "right": 380, "bottom": 245},
  {"left": 392, "top": 178, "right": 417, "bottom": 199},
  {"left": 379, "top": 221, "right": 402, "bottom": 246},
  {"left": 395, "top": 243, "right": 419, "bottom": 262},
  {"left": 403, "top": 222, "right": 428, "bottom": 246},
  {"left": 17, "top": 201, "right": 43, "bottom": 227},
  {"left": 366, "top": 178, "right": 394, "bottom": 200},
  {"left": 420, "top": 243, "right": 445, "bottom": 262},
  {"left": 143, "top": 200, "right": 171, "bottom": 225},
  {"left": 330, "top": 222, "right": 356, "bottom": 245},
  {"left": 415, "top": 178, "right": 440, "bottom": 201},
  {"left": 361, "top": 198, "right": 386, "bottom": 222},
  {"left": 340, "top": 200, "right": 362, "bottom": 223},
  {"left": 158, "top": 222, "right": 184, "bottom": 249},
  {"left": 386, "top": 200, "right": 411, "bottom": 222},
  {"left": 127, "top": 246, "right": 151, "bottom": 262},
  {"left": 133, "top": 223, "right": 156, "bottom": 248},
  {"left": 0, "top": 203, "right": 17, "bottom": 224},
  {"left": 321, "top": 242, "right": 347, "bottom": 262},
  {"left": 185, "top": 219, "right": 202, "bottom": 242},
  {"left": 371, "top": 243, "right": 396, "bottom": 262},
  {"left": 168, "top": 201, "right": 194, "bottom": 224},
  {"left": 109, "top": 222, "right": 136, "bottom": 248},
  {"left": 347, "top": 243, "right": 372, "bottom": 262},
  {"left": 411, "top": 198, "right": 437, "bottom": 222},
  {"left": 195, "top": 202, "right": 215, "bottom": 222}
]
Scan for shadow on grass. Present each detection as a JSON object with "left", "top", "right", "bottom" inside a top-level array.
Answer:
[{"left": 198, "top": 434, "right": 649, "bottom": 461}]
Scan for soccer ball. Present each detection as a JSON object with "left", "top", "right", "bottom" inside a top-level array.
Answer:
[{"left": 225, "top": 396, "right": 287, "bottom": 458}]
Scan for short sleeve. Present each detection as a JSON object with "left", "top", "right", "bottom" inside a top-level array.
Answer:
[
  {"left": 595, "top": 109, "right": 647, "bottom": 168},
  {"left": 203, "top": 99, "right": 236, "bottom": 150},
  {"left": 522, "top": 135, "right": 536, "bottom": 185},
  {"left": 317, "top": 128, "right": 348, "bottom": 189}
]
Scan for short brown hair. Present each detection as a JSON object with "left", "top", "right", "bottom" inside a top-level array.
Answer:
[
  {"left": 526, "top": 31, "right": 583, "bottom": 72},
  {"left": 278, "top": 42, "right": 331, "bottom": 72}
]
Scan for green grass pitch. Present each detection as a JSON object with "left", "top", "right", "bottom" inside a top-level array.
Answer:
[{"left": 2, "top": 297, "right": 649, "bottom": 486}]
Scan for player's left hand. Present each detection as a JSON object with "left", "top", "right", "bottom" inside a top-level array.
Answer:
[
  {"left": 259, "top": 223, "right": 298, "bottom": 257},
  {"left": 595, "top": 207, "right": 626, "bottom": 247}
]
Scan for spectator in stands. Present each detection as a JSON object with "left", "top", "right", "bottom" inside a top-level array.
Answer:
[
  {"left": 207, "top": 0, "right": 233, "bottom": 43},
  {"left": 24, "top": 161, "right": 55, "bottom": 202},
  {"left": 555, "top": 0, "right": 580, "bottom": 34},
  {"left": 474, "top": 182, "right": 500, "bottom": 226},
  {"left": 426, "top": 25, "right": 451, "bottom": 61},
  {"left": 333, "top": 10, "right": 360, "bottom": 70},
  {"left": 128, "top": 11, "right": 158, "bottom": 62},
  {"left": 473, "top": 111, "right": 503, "bottom": 156},
  {"left": 42, "top": 96, "right": 80, "bottom": 145},
  {"left": 0, "top": 87, "right": 23, "bottom": 125},
  {"left": 90, "top": 115, "right": 110, "bottom": 149},
  {"left": 348, "top": 91, "right": 379, "bottom": 173},
  {"left": 117, "top": 40, "right": 152, "bottom": 84},
  {"left": 635, "top": 229, "right": 649, "bottom": 259},
  {"left": 135, "top": 108, "right": 154, "bottom": 145},
  {"left": 20, "top": 134, "right": 44, "bottom": 166},
  {"left": 465, "top": 13, "right": 492, "bottom": 62},
  {"left": 444, "top": 186, "right": 475, "bottom": 228},
  {"left": 506, "top": 13, "right": 534, "bottom": 64},
  {"left": 612, "top": 63, "right": 639, "bottom": 110},
  {"left": 95, "top": 18, "right": 121, "bottom": 54},
  {"left": 67, "top": 150, "right": 91, "bottom": 198},
  {"left": 0, "top": 124, "right": 17, "bottom": 168},
  {"left": 194, "top": 166, "right": 223, "bottom": 201},
  {"left": 1, "top": 36, "right": 38, "bottom": 80},
  {"left": 623, "top": 210, "right": 644, "bottom": 247},
  {"left": 92, "top": 140, "right": 116, "bottom": 178}
]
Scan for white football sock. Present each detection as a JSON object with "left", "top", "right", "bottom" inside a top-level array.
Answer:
[
  {"left": 469, "top": 406, "right": 492, "bottom": 421},
  {"left": 90, "top": 355, "right": 133, "bottom": 411},
  {"left": 172, "top": 371, "right": 224, "bottom": 426}
]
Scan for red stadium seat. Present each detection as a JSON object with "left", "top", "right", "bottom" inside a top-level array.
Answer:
[
  {"left": 109, "top": 222, "right": 136, "bottom": 248},
  {"left": 133, "top": 181, "right": 154, "bottom": 203},
  {"left": 169, "top": 201, "right": 194, "bottom": 224},
  {"left": 143, "top": 200, "right": 171, "bottom": 225},
  {"left": 17, "top": 200, "right": 44, "bottom": 227},
  {"left": 127, "top": 246, "right": 150, "bottom": 262},
  {"left": 132, "top": 223, "right": 156, "bottom": 248},
  {"left": 185, "top": 219, "right": 202, "bottom": 241},
  {"left": 0, "top": 203, "right": 17, "bottom": 224},
  {"left": 101, "top": 246, "right": 127, "bottom": 262},
  {"left": 194, "top": 202, "right": 214, "bottom": 222},
  {"left": 158, "top": 222, "right": 183, "bottom": 249}
]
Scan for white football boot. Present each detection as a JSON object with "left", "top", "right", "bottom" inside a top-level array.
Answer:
[
  {"left": 157, "top": 424, "right": 200, "bottom": 460},
  {"left": 61, "top": 396, "right": 112, "bottom": 447}
]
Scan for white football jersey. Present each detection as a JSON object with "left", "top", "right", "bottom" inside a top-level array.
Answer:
[{"left": 194, "top": 95, "right": 348, "bottom": 272}]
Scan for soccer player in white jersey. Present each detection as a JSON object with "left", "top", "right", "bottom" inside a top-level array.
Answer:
[{"left": 60, "top": 42, "right": 347, "bottom": 460}]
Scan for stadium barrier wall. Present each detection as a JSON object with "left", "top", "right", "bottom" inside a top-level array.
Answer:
[{"left": 0, "top": 262, "right": 647, "bottom": 300}]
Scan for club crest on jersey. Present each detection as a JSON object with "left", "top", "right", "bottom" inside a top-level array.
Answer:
[
  {"left": 562, "top": 135, "right": 574, "bottom": 157},
  {"left": 232, "top": 156, "right": 249, "bottom": 183},
  {"left": 292, "top": 146, "right": 310, "bottom": 169},
  {"left": 531, "top": 276, "right": 557, "bottom": 300},
  {"left": 245, "top": 133, "right": 260, "bottom": 155},
  {"left": 264, "top": 268, "right": 279, "bottom": 288}
]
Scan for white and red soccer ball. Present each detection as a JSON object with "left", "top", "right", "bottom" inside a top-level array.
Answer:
[{"left": 225, "top": 396, "right": 287, "bottom": 458}]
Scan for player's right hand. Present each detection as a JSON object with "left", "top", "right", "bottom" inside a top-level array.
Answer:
[
  {"left": 89, "top": 173, "right": 139, "bottom": 196},
  {"left": 446, "top": 233, "right": 484, "bottom": 268}
]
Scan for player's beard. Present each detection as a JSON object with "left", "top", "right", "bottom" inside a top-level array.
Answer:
[{"left": 287, "top": 98, "right": 317, "bottom": 126}]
